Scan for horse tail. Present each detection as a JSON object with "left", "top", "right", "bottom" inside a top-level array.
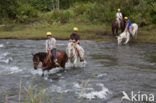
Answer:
[
  {"left": 132, "top": 23, "right": 138, "bottom": 39},
  {"left": 135, "top": 30, "right": 138, "bottom": 39}
]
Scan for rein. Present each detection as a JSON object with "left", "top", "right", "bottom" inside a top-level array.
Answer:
[{"left": 33, "top": 62, "right": 39, "bottom": 64}]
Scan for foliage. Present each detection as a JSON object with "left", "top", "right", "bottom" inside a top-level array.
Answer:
[
  {"left": 42, "top": 10, "right": 72, "bottom": 24},
  {"left": 0, "top": 0, "right": 155, "bottom": 26}
]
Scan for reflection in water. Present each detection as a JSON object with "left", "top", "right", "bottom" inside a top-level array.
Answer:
[{"left": 0, "top": 39, "right": 156, "bottom": 103}]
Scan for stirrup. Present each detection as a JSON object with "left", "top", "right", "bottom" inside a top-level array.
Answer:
[{"left": 54, "top": 61, "right": 60, "bottom": 67}]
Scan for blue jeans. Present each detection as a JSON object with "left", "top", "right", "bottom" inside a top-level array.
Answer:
[{"left": 51, "top": 48, "right": 57, "bottom": 59}]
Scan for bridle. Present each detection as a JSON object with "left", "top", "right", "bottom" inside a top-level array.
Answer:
[
  {"left": 33, "top": 56, "right": 40, "bottom": 65},
  {"left": 33, "top": 62, "right": 39, "bottom": 64}
]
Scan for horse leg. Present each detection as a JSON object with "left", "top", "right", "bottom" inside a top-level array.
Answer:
[
  {"left": 73, "top": 56, "right": 77, "bottom": 67},
  {"left": 42, "top": 69, "right": 45, "bottom": 77},
  {"left": 116, "top": 28, "right": 118, "bottom": 36},
  {"left": 124, "top": 35, "right": 130, "bottom": 44},
  {"left": 112, "top": 27, "right": 115, "bottom": 36},
  {"left": 60, "top": 62, "right": 66, "bottom": 70},
  {"left": 134, "top": 31, "right": 137, "bottom": 39}
]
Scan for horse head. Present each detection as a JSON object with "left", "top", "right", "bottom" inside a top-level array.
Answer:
[{"left": 32, "top": 53, "right": 40, "bottom": 70}]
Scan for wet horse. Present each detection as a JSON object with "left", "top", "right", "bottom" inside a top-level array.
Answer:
[
  {"left": 32, "top": 50, "right": 68, "bottom": 76},
  {"left": 112, "top": 19, "right": 126, "bottom": 36},
  {"left": 117, "top": 23, "right": 138, "bottom": 45},
  {"left": 66, "top": 42, "right": 85, "bottom": 66}
]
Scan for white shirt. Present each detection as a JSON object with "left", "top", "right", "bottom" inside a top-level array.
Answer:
[
  {"left": 116, "top": 12, "right": 123, "bottom": 19},
  {"left": 46, "top": 38, "right": 56, "bottom": 50}
]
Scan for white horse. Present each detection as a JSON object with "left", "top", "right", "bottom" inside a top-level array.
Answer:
[
  {"left": 66, "top": 42, "right": 84, "bottom": 66},
  {"left": 117, "top": 23, "right": 138, "bottom": 45}
]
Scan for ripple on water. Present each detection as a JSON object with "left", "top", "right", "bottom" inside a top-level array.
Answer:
[
  {"left": 0, "top": 52, "right": 13, "bottom": 64},
  {"left": 0, "top": 66, "right": 22, "bottom": 75},
  {"left": 9, "top": 66, "right": 22, "bottom": 74},
  {"left": 75, "top": 83, "right": 111, "bottom": 100},
  {"left": 0, "top": 44, "right": 4, "bottom": 48}
]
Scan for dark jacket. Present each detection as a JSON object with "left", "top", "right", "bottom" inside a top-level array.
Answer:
[{"left": 70, "top": 32, "right": 80, "bottom": 41}]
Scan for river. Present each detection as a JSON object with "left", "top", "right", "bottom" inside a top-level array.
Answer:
[{"left": 0, "top": 39, "right": 156, "bottom": 103}]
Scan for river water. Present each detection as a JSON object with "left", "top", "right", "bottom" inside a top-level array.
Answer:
[{"left": 0, "top": 39, "right": 156, "bottom": 103}]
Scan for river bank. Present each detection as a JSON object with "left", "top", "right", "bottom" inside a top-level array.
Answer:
[{"left": 0, "top": 23, "right": 155, "bottom": 43}]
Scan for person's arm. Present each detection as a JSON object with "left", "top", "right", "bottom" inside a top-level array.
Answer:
[
  {"left": 69, "top": 34, "right": 73, "bottom": 42},
  {"left": 121, "top": 13, "right": 123, "bottom": 18},
  {"left": 76, "top": 35, "right": 80, "bottom": 44},
  {"left": 52, "top": 40, "right": 56, "bottom": 49},
  {"left": 116, "top": 13, "right": 118, "bottom": 18},
  {"left": 50, "top": 38, "right": 56, "bottom": 51},
  {"left": 125, "top": 23, "right": 129, "bottom": 36},
  {"left": 46, "top": 41, "right": 48, "bottom": 53}
]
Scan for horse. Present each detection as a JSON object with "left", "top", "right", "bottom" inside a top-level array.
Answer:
[
  {"left": 117, "top": 23, "right": 138, "bottom": 45},
  {"left": 112, "top": 19, "right": 126, "bottom": 36},
  {"left": 66, "top": 42, "right": 84, "bottom": 66},
  {"left": 32, "top": 50, "right": 68, "bottom": 76}
]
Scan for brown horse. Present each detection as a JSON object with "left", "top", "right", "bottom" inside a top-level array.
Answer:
[
  {"left": 32, "top": 50, "right": 68, "bottom": 76},
  {"left": 112, "top": 19, "right": 126, "bottom": 36}
]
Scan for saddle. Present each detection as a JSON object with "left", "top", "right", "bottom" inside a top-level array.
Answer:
[
  {"left": 44, "top": 52, "right": 61, "bottom": 64},
  {"left": 115, "top": 21, "right": 119, "bottom": 25}
]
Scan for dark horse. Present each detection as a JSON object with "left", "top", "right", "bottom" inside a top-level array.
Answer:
[
  {"left": 112, "top": 19, "right": 126, "bottom": 36},
  {"left": 32, "top": 50, "right": 68, "bottom": 76}
]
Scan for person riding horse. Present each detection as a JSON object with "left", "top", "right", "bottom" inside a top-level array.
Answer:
[
  {"left": 69, "top": 27, "right": 84, "bottom": 62},
  {"left": 116, "top": 8, "right": 123, "bottom": 28},
  {"left": 46, "top": 32, "right": 60, "bottom": 66},
  {"left": 112, "top": 9, "right": 125, "bottom": 35},
  {"left": 124, "top": 17, "right": 133, "bottom": 38}
]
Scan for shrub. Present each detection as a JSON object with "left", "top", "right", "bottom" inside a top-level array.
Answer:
[
  {"left": 16, "top": 4, "right": 39, "bottom": 23},
  {"left": 85, "top": 3, "right": 114, "bottom": 23},
  {"left": 42, "top": 10, "right": 72, "bottom": 24}
]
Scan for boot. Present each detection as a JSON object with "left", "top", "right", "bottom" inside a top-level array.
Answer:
[{"left": 54, "top": 59, "right": 60, "bottom": 67}]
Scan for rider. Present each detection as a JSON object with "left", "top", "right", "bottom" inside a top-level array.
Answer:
[
  {"left": 46, "top": 32, "right": 59, "bottom": 66},
  {"left": 116, "top": 8, "right": 123, "bottom": 28},
  {"left": 124, "top": 17, "right": 133, "bottom": 38},
  {"left": 69, "top": 27, "right": 84, "bottom": 62}
]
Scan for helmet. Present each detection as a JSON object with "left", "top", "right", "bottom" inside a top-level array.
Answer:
[
  {"left": 124, "top": 17, "right": 128, "bottom": 20},
  {"left": 73, "top": 27, "right": 78, "bottom": 31},
  {"left": 118, "top": 8, "right": 120, "bottom": 12},
  {"left": 46, "top": 32, "right": 52, "bottom": 36}
]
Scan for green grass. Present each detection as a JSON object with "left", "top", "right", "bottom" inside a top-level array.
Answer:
[
  {"left": 0, "top": 23, "right": 155, "bottom": 43},
  {"left": 0, "top": 23, "right": 108, "bottom": 40}
]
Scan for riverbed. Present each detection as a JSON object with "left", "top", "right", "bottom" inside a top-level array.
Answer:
[{"left": 0, "top": 39, "right": 156, "bottom": 103}]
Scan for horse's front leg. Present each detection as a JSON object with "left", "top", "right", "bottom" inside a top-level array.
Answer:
[
  {"left": 42, "top": 69, "right": 45, "bottom": 77},
  {"left": 73, "top": 55, "right": 78, "bottom": 67},
  {"left": 124, "top": 35, "right": 130, "bottom": 44}
]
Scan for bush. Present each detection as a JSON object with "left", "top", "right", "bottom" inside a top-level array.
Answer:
[
  {"left": 16, "top": 4, "right": 39, "bottom": 23},
  {"left": 59, "top": 10, "right": 72, "bottom": 23},
  {"left": 85, "top": 3, "right": 114, "bottom": 23},
  {"left": 42, "top": 10, "right": 72, "bottom": 24}
]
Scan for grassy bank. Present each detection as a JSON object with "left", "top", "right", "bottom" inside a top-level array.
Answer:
[{"left": 0, "top": 23, "right": 156, "bottom": 43}]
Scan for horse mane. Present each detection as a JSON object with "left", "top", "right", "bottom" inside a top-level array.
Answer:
[
  {"left": 36, "top": 52, "right": 47, "bottom": 56},
  {"left": 34, "top": 52, "right": 47, "bottom": 61}
]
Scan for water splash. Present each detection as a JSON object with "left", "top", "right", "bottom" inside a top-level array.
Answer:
[
  {"left": 9, "top": 66, "right": 22, "bottom": 74},
  {"left": 0, "top": 44, "right": 4, "bottom": 48},
  {"left": 79, "top": 83, "right": 111, "bottom": 100}
]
